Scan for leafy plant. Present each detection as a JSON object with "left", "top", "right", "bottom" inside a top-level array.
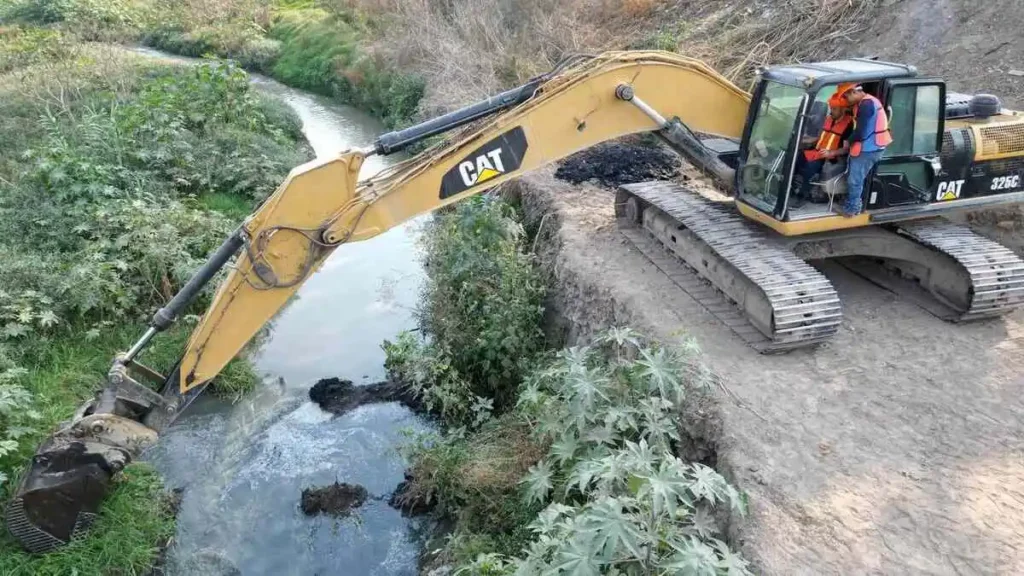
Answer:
[
  {"left": 384, "top": 196, "right": 545, "bottom": 427},
  {"left": 446, "top": 330, "right": 748, "bottom": 575},
  {"left": 0, "top": 345, "right": 40, "bottom": 489}
]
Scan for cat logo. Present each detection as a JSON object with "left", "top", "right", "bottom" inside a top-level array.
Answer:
[
  {"left": 440, "top": 127, "right": 528, "bottom": 199},
  {"left": 936, "top": 179, "right": 964, "bottom": 201},
  {"left": 459, "top": 149, "right": 506, "bottom": 187}
]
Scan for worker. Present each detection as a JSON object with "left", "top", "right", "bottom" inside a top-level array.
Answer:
[
  {"left": 791, "top": 94, "right": 853, "bottom": 208},
  {"left": 840, "top": 82, "right": 892, "bottom": 217}
]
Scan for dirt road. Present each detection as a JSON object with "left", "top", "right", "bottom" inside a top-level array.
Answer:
[{"left": 515, "top": 168, "right": 1024, "bottom": 575}]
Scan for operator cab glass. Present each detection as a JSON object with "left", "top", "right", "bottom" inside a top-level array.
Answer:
[{"left": 738, "top": 81, "right": 807, "bottom": 215}]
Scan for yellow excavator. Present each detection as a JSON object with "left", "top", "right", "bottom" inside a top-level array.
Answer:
[{"left": 10, "top": 51, "right": 1024, "bottom": 552}]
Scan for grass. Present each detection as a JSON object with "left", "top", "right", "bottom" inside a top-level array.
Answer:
[
  {"left": 195, "top": 190, "right": 257, "bottom": 221},
  {"left": 0, "top": 464, "right": 176, "bottom": 576},
  {"left": 400, "top": 415, "right": 547, "bottom": 566}
]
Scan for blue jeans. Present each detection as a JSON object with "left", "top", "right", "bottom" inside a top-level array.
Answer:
[
  {"left": 796, "top": 156, "right": 824, "bottom": 198},
  {"left": 846, "top": 150, "right": 884, "bottom": 213}
]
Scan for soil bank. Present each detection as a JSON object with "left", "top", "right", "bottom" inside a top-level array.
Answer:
[{"left": 512, "top": 167, "right": 1024, "bottom": 574}]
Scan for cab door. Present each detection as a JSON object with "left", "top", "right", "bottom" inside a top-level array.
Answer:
[{"left": 868, "top": 78, "right": 945, "bottom": 208}]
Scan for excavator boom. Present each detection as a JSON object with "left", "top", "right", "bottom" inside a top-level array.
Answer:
[{"left": 177, "top": 51, "right": 749, "bottom": 394}]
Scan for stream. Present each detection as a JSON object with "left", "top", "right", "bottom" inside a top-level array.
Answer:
[{"left": 133, "top": 48, "right": 431, "bottom": 575}]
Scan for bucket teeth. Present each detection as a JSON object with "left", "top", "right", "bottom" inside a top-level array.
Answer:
[{"left": 6, "top": 441, "right": 119, "bottom": 553}]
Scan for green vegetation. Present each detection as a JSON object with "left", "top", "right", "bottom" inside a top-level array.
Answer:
[
  {"left": 384, "top": 197, "right": 545, "bottom": 428},
  {"left": 401, "top": 329, "right": 750, "bottom": 575},
  {"left": 0, "top": 26, "right": 308, "bottom": 573},
  {"left": 384, "top": 195, "right": 748, "bottom": 573},
  {"left": 267, "top": 8, "right": 422, "bottom": 128},
  {"left": 0, "top": 0, "right": 426, "bottom": 128}
]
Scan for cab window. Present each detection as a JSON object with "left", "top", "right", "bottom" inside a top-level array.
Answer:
[
  {"left": 885, "top": 84, "right": 941, "bottom": 156},
  {"left": 741, "top": 81, "right": 806, "bottom": 211}
]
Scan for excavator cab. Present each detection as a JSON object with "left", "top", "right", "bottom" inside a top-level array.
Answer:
[{"left": 734, "top": 58, "right": 956, "bottom": 234}]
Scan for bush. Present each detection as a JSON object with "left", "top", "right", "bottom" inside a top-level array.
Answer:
[
  {"left": 449, "top": 329, "right": 749, "bottom": 575},
  {"left": 403, "top": 329, "right": 749, "bottom": 574},
  {"left": 398, "top": 415, "right": 547, "bottom": 561},
  {"left": 1, "top": 0, "right": 142, "bottom": 39},
  {"left": 384, "top": 196, "right": 545, "bottom": 427}
]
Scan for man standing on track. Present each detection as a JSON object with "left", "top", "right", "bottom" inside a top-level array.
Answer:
[{"left": 839, "top": 82, "right": 892, "bottom": 217}]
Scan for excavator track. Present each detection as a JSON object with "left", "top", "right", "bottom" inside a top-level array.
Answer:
[
  {"left": 618, "top": 181, "right": 842, "bottom": 352},
  {"left": 896, "top": 221, "right": 1024, "bottom": 320}
]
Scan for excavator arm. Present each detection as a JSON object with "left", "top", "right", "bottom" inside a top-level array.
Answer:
[
  {"left": 8, "top": 51, "right": 750, "bottom": 552},
  {"left": 179, "top": 51, "right": 749, "bottom": 394}
]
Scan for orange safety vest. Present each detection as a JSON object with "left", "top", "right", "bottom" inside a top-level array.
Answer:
[
  {"left": 804, "top": 114, "right": 854, "bottom": 161},
  {"left": 850, "top": 94, "right": 893, "bottom": 157}
]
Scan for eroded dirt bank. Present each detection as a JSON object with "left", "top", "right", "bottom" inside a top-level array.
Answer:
[{"left": 511, "top": 168, "right": 1024, "bottom": 574}]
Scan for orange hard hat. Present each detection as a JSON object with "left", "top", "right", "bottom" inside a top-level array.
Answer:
[
  {"left": 828, "top": 94, "right": 849, "bottom": 109},
  {"left": 835, "top": 82, "right": 859, "bottom": 99}
]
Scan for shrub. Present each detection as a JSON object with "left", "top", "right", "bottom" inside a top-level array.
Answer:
[
  {"left": 0, "top": 26, "right": 74, "bottom": 73},
  {"left": 398, "top": 415, "right": 547, "bottom": 560},
  {"left": 384, "top": 196, "right": 545, "bottom": 426},
  {"left": 404, "top": 329, "right": 748, "bottom": 574},
  {"left": 449, "top": 329, "right": 749, "bottom": 575},
  {"left": 1, "top": 0, "right": 140, "bottom": 27},
  {"left": 0, "top": 42, "right": 308, "bottom": 503}
]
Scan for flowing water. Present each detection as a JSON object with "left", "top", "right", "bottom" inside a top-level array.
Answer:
[{"left": 134, "top": 48, "right": 430, "bottom": 575}]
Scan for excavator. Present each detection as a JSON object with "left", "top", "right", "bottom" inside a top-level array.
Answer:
[{"left": 9, "top": 50, "right": 1024, "bottom": 552}]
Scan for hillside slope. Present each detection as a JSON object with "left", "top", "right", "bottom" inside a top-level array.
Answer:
[{"left": 868, "top": 0, "right": 1023, "bottom": 107}]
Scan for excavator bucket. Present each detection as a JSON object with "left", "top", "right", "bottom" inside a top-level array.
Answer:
[
  {"left": 7, "top": 440, "right": 120, "bottom": 553},
  {"left": 6, "top": 359, "right": 165, "bottom": 552}
]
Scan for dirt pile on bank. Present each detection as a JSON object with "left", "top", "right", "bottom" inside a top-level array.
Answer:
[
  {"left": 300, "top": 482, "right": 369, "bottom": 517},
  {"left": 308, "top": 377, "right": 421, "bottom": 415},
  {"left": 387, "top": 472, "right": 434, "bottom": 517},
  {"left": 554, "top": 140, "right": 681, "bottom": 187}
]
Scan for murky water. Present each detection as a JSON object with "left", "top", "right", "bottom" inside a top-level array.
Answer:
[{"left": 134, "top": 49, "right": 430, "bottom": 575}]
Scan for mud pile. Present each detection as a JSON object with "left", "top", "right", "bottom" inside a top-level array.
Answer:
[
  {"left": 387, "top": 472, "right": 434, "bottom": 517},
  {"left": 554, "top": 140, "right": 680, "bottom": 187},
  {"left": 308, "top": 377, "right": 421, "bottom": 415},
  {"left": 300, "top": 482, "right": 369, "bottom": 517}
]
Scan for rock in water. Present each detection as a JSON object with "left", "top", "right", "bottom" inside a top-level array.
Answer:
[
  {"left": 309, "top": 377, "right": 361, "bottom": 414},
  {"left": 300, "top": 482, "right": 369, "bottom": 517},
  {"left": 309, "top": 377, "right": 424, "bottom": 415}
]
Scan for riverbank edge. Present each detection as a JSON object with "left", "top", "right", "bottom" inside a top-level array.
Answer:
[{"left": 134, "top": 7, "right": 424, "bottom": 132}]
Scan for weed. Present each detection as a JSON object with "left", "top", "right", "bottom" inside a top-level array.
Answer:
[
  {"left": 444, "top": 329, "right": 748, "bottom": 574},
  {"left": 384, "top": 196, "right": 545, "bottom": 427}
]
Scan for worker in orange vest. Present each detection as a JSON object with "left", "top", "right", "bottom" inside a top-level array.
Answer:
[
  {"left": 840, "top": 82, "right": 893, "bottom": 217},
  {"left": 792, "top": 94, "right": 853, "bottom": 208}
]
